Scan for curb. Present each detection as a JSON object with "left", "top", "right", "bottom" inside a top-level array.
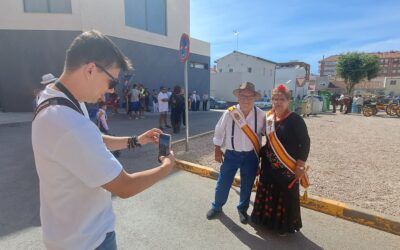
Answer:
[
  {"left": 0, "top": 121, "right": 31, "bottom": 128},
  {"left": 175, "top": 159, "right": 400, "bottom": 236},
  {"left": 172, "top": 130, "right": 214, "bottom": 146}
]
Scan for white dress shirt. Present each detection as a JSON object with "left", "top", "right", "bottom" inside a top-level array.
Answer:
[{"left": 213, "top": 104, "right": 265, "bottom": 152}]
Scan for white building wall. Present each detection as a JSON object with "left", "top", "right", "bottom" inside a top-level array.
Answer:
[
  {"left": 275, "top": 67, "right": 308, "bottom": 98},
  {"left": 0, "top": 0, "right": 209, "bottom": 57},
  {"left": 384, "top": 77, "right": 400, "bottom": 95},
  {"left": 211, "top": 72, "right": 243, "bottom": 102},
  {"left": 213, "top": 52, "right": 276, "bottom": 101}
]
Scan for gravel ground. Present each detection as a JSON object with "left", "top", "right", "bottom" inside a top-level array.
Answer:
[{"left": 174, "top": 111, "right": 400, "bottom": 217}]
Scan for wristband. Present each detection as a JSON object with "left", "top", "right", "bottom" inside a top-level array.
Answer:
[{"left": 127, "top": 136, "right": 141, "bottom": 150}]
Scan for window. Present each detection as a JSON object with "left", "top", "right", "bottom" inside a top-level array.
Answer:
[
  {"left": 23, "top": 0, "right": 72, "bottom": 13},
  {"left": 190, "top": 62, "right": 208, "bottom": 70},
  {"left": 390, "top": 80, "right": 396, "bottom": 85},
  {"left": 125, "top": 0, "right": 166, "bottom": 35},
  {"left": 229, "top": 68, "right": 233, "bottom": 72},
  {"left": 247, "top": 67, "right": 252, "bottom": 73}
]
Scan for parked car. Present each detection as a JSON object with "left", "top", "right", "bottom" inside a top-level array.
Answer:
[
  {"left": 254, "top": 97, "right": 272, "bottom": 110},
  {"left": 209, "top": 96, "right": 228, "bottom": 109}
]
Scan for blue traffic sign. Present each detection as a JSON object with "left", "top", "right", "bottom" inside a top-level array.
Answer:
[{"left": 179, "top": 33, "right": 190, "bottom": 63}]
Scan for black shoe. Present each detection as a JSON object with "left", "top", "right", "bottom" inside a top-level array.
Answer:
[
  {"left": 159, "top": 126, "right": 165, "bottom": 131},
  {"left": 206, "top": 209, "right": 221, "bottom": 220},
  {"left": 238, "top": 210, "right": 248, "bottom": 224},
  {"left": 165, "top": 125, "right": 172, "bottom": 128}
]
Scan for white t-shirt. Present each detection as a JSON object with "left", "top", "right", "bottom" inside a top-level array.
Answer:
[
  {"left": 158, "top": 92, "right": 169, "bottom": 112},
  {"left": 32, "top": 86, "right": 123, "bottom": 250}
]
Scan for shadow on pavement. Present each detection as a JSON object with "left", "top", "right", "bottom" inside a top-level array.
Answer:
[
  {"left": 218, "top": 213, "right": 322, "bottom": 250},
  {"left": 0, "top": 124, "right": 41, "bottom": 238}
]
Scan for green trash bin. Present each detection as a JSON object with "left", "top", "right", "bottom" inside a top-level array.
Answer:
[
  {"left": 319, "top": 91, "right": 331, "bottom": 112},
  {"left": 290, "top": 99, "right": 302, "bottom": 113}
]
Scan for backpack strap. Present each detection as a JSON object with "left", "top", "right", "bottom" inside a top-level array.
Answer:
[{"left": 33, "top": 97, "right": 84, "bottom": 121}]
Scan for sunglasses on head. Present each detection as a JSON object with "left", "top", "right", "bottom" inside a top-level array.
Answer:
[{"left": 95, "top": 64, "right": 119, "bottom": 89}]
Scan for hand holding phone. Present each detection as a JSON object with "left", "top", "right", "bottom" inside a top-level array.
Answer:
[{"left": 158, "top": 133, "right": 171, "bottom": 163}]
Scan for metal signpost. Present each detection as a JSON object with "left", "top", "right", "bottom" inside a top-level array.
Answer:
[{"left": 179, "top": 33, "right": 190, "bottom": 151}]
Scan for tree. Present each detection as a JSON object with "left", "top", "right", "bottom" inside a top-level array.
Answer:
[{"left": 336, "top": 52, "right": 380, "bottom": 94}]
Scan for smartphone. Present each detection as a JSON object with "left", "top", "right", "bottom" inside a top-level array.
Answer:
[{"left": 158, "top": 133, "right": 171, "bottom": 162}]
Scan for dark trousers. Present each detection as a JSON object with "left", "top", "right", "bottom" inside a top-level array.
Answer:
[
  {"left": 203, "top": 100, "right": 208, "bottom": 111},
  {"left": 171, "top": 109, "right": 182, "bottom": 133},
  {"left": 191, "top": 101, "right": 196, "bottom": 111}
]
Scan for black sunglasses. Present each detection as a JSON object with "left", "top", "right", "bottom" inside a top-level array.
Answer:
[{"left": 95, "top": 64, "right": 119, "bottom": 89}]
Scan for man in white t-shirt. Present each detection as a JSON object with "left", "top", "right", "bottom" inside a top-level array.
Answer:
[
  {"left": 31, "top": 30, "right": 175, "bottom": 250},
  {"left": 157, "top": 86, "right": 171, "bottom": 130}
]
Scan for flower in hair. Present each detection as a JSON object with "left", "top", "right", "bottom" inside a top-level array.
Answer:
[{"left": 277, "top": 84, "right": 287, "bottom": 92}]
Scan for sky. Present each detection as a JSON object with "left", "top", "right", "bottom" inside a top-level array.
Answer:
[{"left": 190, "top": 0, "right": 400, "bottom": 74}]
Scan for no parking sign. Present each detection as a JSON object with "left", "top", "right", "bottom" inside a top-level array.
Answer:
[{"left": 179, "top": 33, "right": 190, "bottom": 63}]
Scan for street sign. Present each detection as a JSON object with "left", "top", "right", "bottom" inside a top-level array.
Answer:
[{"left": 179, "top": 33, "right": 190, "bottom": 63}]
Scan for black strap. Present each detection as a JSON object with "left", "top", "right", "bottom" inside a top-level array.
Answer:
[
  {"left": 33, "top": 97, "right": 84, "bottom": 121},
  {"left": 55, "top": 81, "right": 83, "bottom": 115},
  {"left": 254, "top": 106, "right": 257, "bottom": 132},
  {"left": 231, "top": 120, "right": 235, "bottom": 150}
]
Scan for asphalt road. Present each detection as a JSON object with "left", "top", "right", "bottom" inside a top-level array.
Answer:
[{"left": 0, "top": 111, "right": 399, "bottom": 249}]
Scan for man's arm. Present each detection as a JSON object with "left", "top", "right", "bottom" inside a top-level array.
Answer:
[
  {"left": 102, "top": 128, "right": 161, "bottom": 151},
  {"left": 102, "top": 154, "right": 175, "bottom": 198},
  {"left": 213, "top": 111, "right": 228, "bottom": 163}
]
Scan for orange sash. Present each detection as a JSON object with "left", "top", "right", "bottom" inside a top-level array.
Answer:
[
  {"left": 266, "top": 111, "right": 310, "bottom": 189},
  {"left": 228, "top": 106, "right": 261, "bottom": 156}
]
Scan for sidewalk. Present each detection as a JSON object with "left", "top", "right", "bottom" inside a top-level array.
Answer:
[
  {"left": 0, "top": 109, "right": 215, "bottom": 127},
  {"left": 0, "top": 112, "right": 33, "bottom": 127}
]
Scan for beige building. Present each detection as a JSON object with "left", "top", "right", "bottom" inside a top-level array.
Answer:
[
  {"left": 384, "top": 77, "right": 400, "bottom": 96},
  {"left": 319, "top": 51, "right": 400, "bottom": 78}
]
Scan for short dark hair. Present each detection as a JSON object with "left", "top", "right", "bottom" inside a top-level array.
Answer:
[{"left": 64, "top": 30, "right": 132, "bottom": 72}]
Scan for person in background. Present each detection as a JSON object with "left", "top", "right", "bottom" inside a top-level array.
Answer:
[
  {"left": 33, "top": 73, "right": 58, "bottom": 109},
  {"left": 196, "top": 92, "right": 201, "bottom": 111},
  {"left": 158, "top": 86, "right": 171, "bottom": 130},
  {"left": 144, "top": 88, "right": 150, "bottom": 112},
  {"left": 167, "top": 88, "right": 172, "bottom": 98},
  {"left": 106, "top": 90, "right": 120, "bottom": 114},
  {"left": 181, "top": 88, "right": 186, "bottom": 127},
  {"left": 202, "top": 93, "right": 209, "bottom": 111},
  {"left": 152, "top": 89, "right": 159, "bottom": 113},
  {"left": 169, "top": 85, "right": 185, "bottom": 134},
  {"left": 191, "top": 91, "right": 198, "bottom": 111},
  {"left": 129, "top": 84, "right": 140, "bottom": 120},
  {"left": 251, "top": 84, "right": 310, "bottom": 236},
  {"left": 356, "top": 95, "right": 364, "bottom": 113},
  {"left": 122, "top": 78, "right": 131, "bottom": 115},
  {"left": 138, "top": 84, "right": 146, "bottom": 118}
]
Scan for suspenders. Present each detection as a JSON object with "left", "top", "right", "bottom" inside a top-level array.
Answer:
[{"left": 231, "top": 106, "right": 257, "bottom": 150}]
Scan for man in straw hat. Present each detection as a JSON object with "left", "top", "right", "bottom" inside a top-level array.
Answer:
[
  {"left": 40, "top": 73, "right": 58, "bottom": 85},
  {"left": 206, "top": 82, "right": 265, "bottom": 224}
]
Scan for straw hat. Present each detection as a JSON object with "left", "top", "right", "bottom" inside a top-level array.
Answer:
[
  {"left": 40, "top": 73, "right": 57, "bottom": 85},
  {"left": 233, "top": 82, "right": 261, "bottom": 99}
]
